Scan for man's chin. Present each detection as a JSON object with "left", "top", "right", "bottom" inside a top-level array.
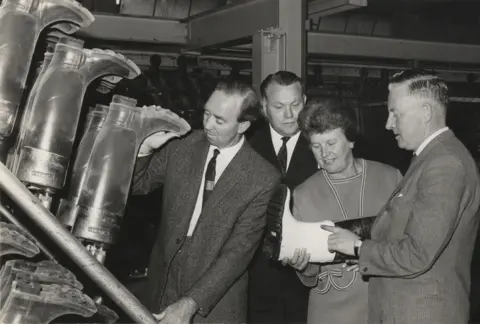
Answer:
[
  {"left": 395, "top": 138, "right": 406, "bottom": 149},
  {"left": 279, "top": 126, "right": 299, "bottom": 137}
]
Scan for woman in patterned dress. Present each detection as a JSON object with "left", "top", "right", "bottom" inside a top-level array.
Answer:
[{"left": 286, "top": 98, "right": 402, "bottom": 324}]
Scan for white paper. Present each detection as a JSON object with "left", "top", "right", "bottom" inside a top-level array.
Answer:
[{"left": 278, "top": 219, "right": 336, "bottom": 263}]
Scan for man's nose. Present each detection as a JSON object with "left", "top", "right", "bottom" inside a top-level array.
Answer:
[
  {"left": 204, "top": 116, "right": 214, "bottom": 130},
  {"left": 385, "top": 116, "right": 393, "bottom": 130},
  {"left": 284, "top": 106, "right": 293, "bottom": 119}
]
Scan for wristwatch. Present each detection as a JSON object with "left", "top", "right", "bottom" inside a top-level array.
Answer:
[{"left": 353, "top": 239, "right": 363, "bottom": 258}]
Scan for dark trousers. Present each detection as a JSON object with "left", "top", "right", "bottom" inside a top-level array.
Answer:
[{"left": 248, "top": 251, "right": 309, "bottom": 324}]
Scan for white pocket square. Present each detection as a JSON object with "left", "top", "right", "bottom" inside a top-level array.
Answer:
[{"left": 397, "top": 193, "right": 404, "bottom": 198}]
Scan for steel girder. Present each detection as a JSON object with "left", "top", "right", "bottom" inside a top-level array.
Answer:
[
  {"left": 308, "top": 32, "right": 480, "bottom": 64},
  {"left": 77, "top": 13, "right": 187, "bottom": 44}
]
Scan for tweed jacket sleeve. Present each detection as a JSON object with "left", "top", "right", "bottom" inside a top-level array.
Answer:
[
  {"left": 131, "top": 143, "right": 170, "bottom": 195},
  {"left": 185, "top": 175, "right": 280, "bottom": 316},
  {"left": 359, "top": 153, "right": 468, "bottom": 278}
]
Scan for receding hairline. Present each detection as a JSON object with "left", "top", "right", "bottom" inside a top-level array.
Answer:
[
  {"left": 388, "top": 75, "right": 440, "bottom": 91},
  {"left": 208, "top": 88, "right": 257, "bottom": 121},
  {"left": 263, "top": 81, "right": 304, "bottom": 99}
]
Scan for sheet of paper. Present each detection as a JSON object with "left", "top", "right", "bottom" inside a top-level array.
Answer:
[{"left": 278, "top": 220, "right": 336, "bottom": 263}]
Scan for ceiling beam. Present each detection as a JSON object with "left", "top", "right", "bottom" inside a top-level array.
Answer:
[
  {"left": 76, "top": 13, "right": 187, "bottom": 44},
  {"left": 308, "top": 32, "right": 480, "bottom": 64},
  {"left": 308, "top": 0, "right": 367, "bottom": 17},
  {"left": 184, "top": 0, "right": 279, "bottom": 49}
]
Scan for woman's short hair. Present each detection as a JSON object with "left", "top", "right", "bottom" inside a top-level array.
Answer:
[{"left": 299, "top": 98, "right": 358, "bottom": 142}]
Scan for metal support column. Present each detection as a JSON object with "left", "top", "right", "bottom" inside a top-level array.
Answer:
[
  {"left": 252, "top": 29, "right": 286, "bottom": 93},
  {"left": 252, "top": 0, "right": 306, "bottom": 93}
]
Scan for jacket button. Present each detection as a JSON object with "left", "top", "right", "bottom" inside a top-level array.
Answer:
[{"left": 175, "top": 238, "right": 182, "bottom": 244}]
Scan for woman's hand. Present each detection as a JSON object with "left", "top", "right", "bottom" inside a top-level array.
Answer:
[{"left": 282, "top": 248, "right": 310, "bottom": 271}]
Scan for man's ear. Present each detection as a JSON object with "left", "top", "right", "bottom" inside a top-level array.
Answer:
[
  {"left": 238, "top": 120, "right": 251, "bottom": 134},
  {"left": 261, "top": 99, "right": 268, "bottom": 117},
  {"left": 303, "top": 94, "right": 307, "bottom": 105},
  {"left": 422, "top": 103, "right": 433, "bottom": 123}
]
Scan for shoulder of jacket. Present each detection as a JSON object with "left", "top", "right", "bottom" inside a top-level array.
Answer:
[{"left": 247, "top": 147, "right": 281, "bottom": 179}]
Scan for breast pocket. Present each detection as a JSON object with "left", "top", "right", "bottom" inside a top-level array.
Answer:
[{"left": 382, "top": 193, "right": 414, "bottom": 239}]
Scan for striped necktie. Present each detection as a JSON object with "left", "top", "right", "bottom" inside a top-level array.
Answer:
[
  {"left": 203, "top": 149, "right": 220, "bottom": 205},
  {"left": 277, "top": 136, "right": 290, "bottom": 174}
]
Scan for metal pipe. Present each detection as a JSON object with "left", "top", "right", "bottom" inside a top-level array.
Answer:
[
  {"left": 0, "top": 203, "right": 57, "bottom": 262},
  {"left": 0, "top": 162, "right": 156, "bottom": 324}
]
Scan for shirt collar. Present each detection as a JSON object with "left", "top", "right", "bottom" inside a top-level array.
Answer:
[
  {"left": 269, "top": 124, "right": 301, "bottom": 144},
  {"left": 209, "top": 135, "right": 245, "bottom": 156},
  {"left": 415, "top": 127, "right": 449, "bottom": 156}
]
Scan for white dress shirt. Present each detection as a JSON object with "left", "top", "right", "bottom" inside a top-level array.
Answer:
[
  {"left": 415, "top": 127, "right": 449, "bottom": 156},
  {"left": 187, "top": 136, "right": 245, "bottom": 236},
  {"left": 269, "top": 125, "right": 301, "bottom": 172}
]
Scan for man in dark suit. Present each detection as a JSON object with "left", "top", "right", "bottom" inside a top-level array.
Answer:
[
  {"left": 324, "top": 69, "right": 480, "bottom": 324},
  {"left": 132, "top": 79, "right": 281, "bottom": 323},
  {"left": 248, "top": 71, "right": 318, "bottom": 323}
]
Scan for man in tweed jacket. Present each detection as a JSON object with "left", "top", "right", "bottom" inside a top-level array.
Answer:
[
  {"left": 132, "top": 79, "right": 281, "bottom": 323},
  {"left": 323, "top": 69, "right": 480, "bottom": 324}
]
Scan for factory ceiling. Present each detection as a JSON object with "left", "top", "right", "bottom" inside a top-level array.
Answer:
[
  {"left": 77, "top": 0, "right": 480, "bottom": 46},
  {"left": 73, "top": 0, "right": 480, "bottom": 74}
]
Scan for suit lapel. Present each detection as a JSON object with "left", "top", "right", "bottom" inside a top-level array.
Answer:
[
  {"left": 201, "top": 141, "right": 250, "bottom": 213},
  {"left": 385, "top": 156, "right": 419, "bottom": 203},
  {"left": 180, "top": 134, "right": 210, "bottom": 220},
  {"left": 387, "top": 130, "right": 453, "bottom": 203},
  {"left": 287, "top": 135, "right": 314, "bottom": 174},
  {"left": 265, "top": 128, "right": 281, "bottom": 171},
  {"left": 373, "top": 131, "right": 453, "bottom": 236},
  {"left": 253, "top": 126, "right": 281, "bottom": 171}
]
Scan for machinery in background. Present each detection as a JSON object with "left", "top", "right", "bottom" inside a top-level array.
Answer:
[
  {"left": 0, "top": 0, "right": 94, "bottom": 161},
  {"left": 0, "top": 0, "right": 191, "bottom": 323}
]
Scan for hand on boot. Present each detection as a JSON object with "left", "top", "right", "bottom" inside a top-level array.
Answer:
[{"left": 138, "top": 131, "right": 179, "bottom": 156}]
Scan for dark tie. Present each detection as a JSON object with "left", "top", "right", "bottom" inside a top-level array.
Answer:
[
  {"left": 277, "top": 136, "right": 290, "bottom": 174},
  {"left": 203, "top": 149, "right": 220, "bottom": 205}
]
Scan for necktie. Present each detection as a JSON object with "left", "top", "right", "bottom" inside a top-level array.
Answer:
[
  {"left": 277, "top": 136, "right": 290, "bottom": 174},
  {"left": 203, "top": 149, "right": 220, "bottom": 205}
]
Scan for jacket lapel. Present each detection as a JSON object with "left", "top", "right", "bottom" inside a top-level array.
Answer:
[
  {"left": 253, "top": 127, "right": 281, "bottom": 171},
  {"left": 201, "top": 140, "right": 251, "bottom": 213},
  {"left": 180, "top": 134, "right": 210, "bottom": 220},
  {"left": 287, "top": 135, "right": 315, "bottom": 173},
  {"left": 373, "top": 130, "right": 454, "bottom": 236},
  {"left": 388, "top": 130, "right": 454, "bottom": 203}
]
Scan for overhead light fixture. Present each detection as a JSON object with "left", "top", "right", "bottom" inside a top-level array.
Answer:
[{"left": 308, "top": 0, "right": 367, "bottom": 17}]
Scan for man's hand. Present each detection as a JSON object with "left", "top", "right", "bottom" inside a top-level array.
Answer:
[
  {"left": 321, "top": 225, "right": 360, "bottom": 256},
  {"left": 282, "top": 248, "right": 310, "bottom": 271},
  {"left": 138, "top": 131, "right": 179, "bottom": 156},
  {"left": 152, "top": 297, "right": 197, "bottom": 324}
]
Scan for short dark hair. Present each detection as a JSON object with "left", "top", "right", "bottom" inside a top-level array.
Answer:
[
  {"left": 299, "top": 98, "right": 357, "bottom": 142},
  {"left": 215, "top": 78, "right": 259, "bottom": 123},
  {"left": 150, "top": 54, "right": 162, "bottom": 67},
  {"left": 389, "top": 68, "right": 449, "bottom": 108},
  {"left": 260, "top": 71, "right": 305, "bottom": 100}
]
